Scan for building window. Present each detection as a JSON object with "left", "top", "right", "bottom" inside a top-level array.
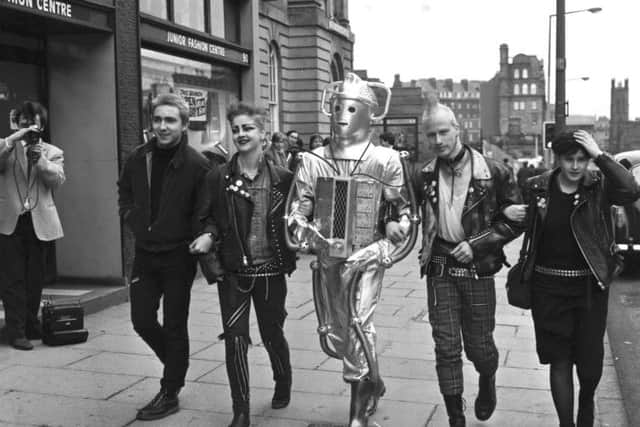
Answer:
[
  {"left": 522, "top": 84, "right": 528, "bottom": 95},
  {"left": 140, "top": 49, "right": 240, "bottom": 154},
  {"left": 223, "top": 0, "right": 240, "bottom": 43},
  {"left": 514, "top": 101, "right": 519, "bottom": 111},
  {"left": 520, "top": 101, "right": 526, "bottom": 110},
  {"left": 531, "top": 101, "right": 537, "bottom": 110},
  {"left": 210, "top": 0, "right": 225, "bottom": 38},
  {"left": 514, "top": 84, "right": 520, "bottom": 95},
  {"left": 514, "top": 69, "right": 520, "bottom": 79},
  {"left": 531, "top": 83, "right": 537, "bottom": 95},
  {"left": 522, "top": 69, "right": 529, "bottom": 79},
  {"left": 268, "top": 42, "right": 281, "bottom": 133},
  {"left": 330, "top": 54, "right": 344, "bottom": 82},
  {"left": 174, "top": 0, "right": 206, "bottom": 31},
  {"left": 140, "top": 0, "right": 167, "bottom": 18}
]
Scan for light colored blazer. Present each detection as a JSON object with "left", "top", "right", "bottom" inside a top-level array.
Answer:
[{"left": 0, "top": 138, "right": 65, "bottom": 241}]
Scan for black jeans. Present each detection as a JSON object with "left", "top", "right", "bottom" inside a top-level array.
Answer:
[
  {"left": 0, "top": 213, "right": 46, "bottom": 340},
  {"left": 130, "top": 246, "right": 197, "bottom": 393},
  {"left": 218, "top": 273, "right": 291, "bottom": 411}
]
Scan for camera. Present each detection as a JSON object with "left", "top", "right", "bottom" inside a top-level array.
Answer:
[{"left": 26, "top": 128, "right": 41, "bottom": 146}]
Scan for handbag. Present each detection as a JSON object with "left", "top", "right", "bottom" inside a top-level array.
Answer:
[
  {"left": 505, "top": 201, "right": 536, "bottom": 309},
  {"left": 41, "top": 299, "right": 89, "bottom": 346},
  {"left": 198, "top": 250, "right": 225, "bottom": 284}
]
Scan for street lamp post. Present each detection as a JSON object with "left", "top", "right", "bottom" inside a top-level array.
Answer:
[
  {"left": 546, "top": 7, "right": 602, "bottom": 120},
  {"left": 545, "top": 5, "right": 601, "bottom": 167}
]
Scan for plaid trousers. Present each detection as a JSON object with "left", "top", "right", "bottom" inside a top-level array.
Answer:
[{"left": 427, "top": 275, "right": 499, "bottom": 396}]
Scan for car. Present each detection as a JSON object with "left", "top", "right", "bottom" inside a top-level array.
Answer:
[{"left": 611, "top": 150, "right": 640, "bottom": 275}]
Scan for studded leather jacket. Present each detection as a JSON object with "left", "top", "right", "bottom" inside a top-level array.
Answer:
[
  {"left": 414, "top": 146, "right": 523, "bottom": 277},
  {"left": 522, "top": 153, "right": 640, "bottom": 290},
  {"left": 200, "top": 155, "right": 296, "bottom": 275}
]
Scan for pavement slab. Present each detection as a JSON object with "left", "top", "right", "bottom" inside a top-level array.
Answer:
[{"left": 0, "top": 391, "right": 136, "bottom": 427}]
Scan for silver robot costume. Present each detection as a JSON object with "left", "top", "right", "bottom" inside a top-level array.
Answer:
[{"left": 285, "top": 73, "right": 419, "bottom": 426}]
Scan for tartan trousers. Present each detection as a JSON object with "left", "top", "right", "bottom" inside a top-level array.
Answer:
[{"left": 427, "top": 275, "right": 499, "bottom": 396}]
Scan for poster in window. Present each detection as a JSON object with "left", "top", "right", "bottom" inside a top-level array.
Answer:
[{"left": 178, "top": 87, "right": 208, "bottom": 122}]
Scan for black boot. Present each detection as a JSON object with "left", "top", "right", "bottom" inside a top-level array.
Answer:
[
  {"left": 271, "top": 379, "right": 291, "bottom": 409},
  {"left": 136, "top": 388, "right": 179, "bottom": 420},
  {"left": 443, "top": 394, "right": 465, "bottom": 427},
  {"left": 228, "top": 411, "right": 250, "bottom": 427},
  {"left": 365, "top": 377, "right": 386, "bottom": 416},
  {"left": 475, "top": 374, "right": 497, "bottom": 421},
  {"left": 349, "top": 380, "right": 375, "bottom": 427}
]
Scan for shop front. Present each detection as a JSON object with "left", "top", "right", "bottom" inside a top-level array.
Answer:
[
  {"left": 0, "top": 0, "right": 122, "bottom": 283},
  {"left": 139, "top": 9, "right": 251, "bottom": 157}
]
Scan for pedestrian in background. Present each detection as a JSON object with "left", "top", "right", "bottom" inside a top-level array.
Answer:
[
  {"left": 309, "top": 133, "right": 324, "bottom": 150},
  {"left": 414, "top": 103, "right": 523, "bottom": 427},
  {"left": 516, "top": 130, "right": 640, "bottom": 427},
  {"left": 0, "top": 101, "right": 65, "bottom": 351},
  {"left": 118, "top": 93, "right": 210, "bottom": 420},
  {"left": 191, "top": 103, "right": 296, "bottom": 427},
  {"left": 379, "top": 131, "right": 395, "bottom": 148},
  {"left": 264, "top": 131, "right": 289, "bottom": 169}
]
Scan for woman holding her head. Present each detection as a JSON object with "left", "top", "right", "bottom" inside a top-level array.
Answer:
[{"left": 514, "top": 130, "right": 639, "bottom": 427}]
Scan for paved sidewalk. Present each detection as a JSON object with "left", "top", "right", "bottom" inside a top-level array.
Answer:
[{"left": 0, "top": 239, "right": 627, "bottom": 426}]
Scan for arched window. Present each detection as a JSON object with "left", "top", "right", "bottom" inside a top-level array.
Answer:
[
  {"left": 330, "top": 53, "right": 344, "bottom": 82},
  {"left": 268, "top": 42, "right": 281, "bottom": 132},
  {"left": 522, "top": 84, "right": 528, "bottom": 95},
  {"left": 530, "top": 83, "right": 537, "bottom": 95},
  {"left": 513, "top": 84, "right": 520, "bottom": 95},
  {"left": 514, "top": 69, "right": 520, "bottom": 79},
  {"left": 522, "top": 69, "right": 529, "bottom": 79}
]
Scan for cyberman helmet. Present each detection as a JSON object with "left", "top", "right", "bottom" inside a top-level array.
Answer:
[{"left": 321, "top": 73, "right": 391, "bottom": 145}]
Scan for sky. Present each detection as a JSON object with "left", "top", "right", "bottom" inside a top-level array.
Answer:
[{"left": 349, "top": 0, "right": 640, "bottom": 120}]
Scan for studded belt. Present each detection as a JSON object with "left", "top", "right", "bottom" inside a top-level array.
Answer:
[
  {"left": 236, "top": 261, "right": 282, "bottom": 278},
  {"left": 534, "top": 265, "right": 592, "bottom": 278},
  {"left": 428, "top": 255, "right": 482, "bottom": 279}
]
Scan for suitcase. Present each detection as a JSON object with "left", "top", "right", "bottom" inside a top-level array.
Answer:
[{"left": 41, "top": 300, "right": 89, "bottom": 346}]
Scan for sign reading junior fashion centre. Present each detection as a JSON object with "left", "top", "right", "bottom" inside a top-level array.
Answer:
[{"left": 3, "top": 0, "right": 72, "bottom": 18}]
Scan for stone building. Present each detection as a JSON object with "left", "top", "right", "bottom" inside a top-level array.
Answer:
[
  {"left": 610, "top": 79, "right": 640, "bottom": 153},
  {"left": 258, "top": 0, "right": 354, "bottom": 141},
  {"left": 481, "top": 44, "right": 546, "bottom": 159}
]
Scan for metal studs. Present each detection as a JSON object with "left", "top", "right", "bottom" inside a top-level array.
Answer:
[{"left": 236, "top": 180, "right": 243, "bottom": 187}]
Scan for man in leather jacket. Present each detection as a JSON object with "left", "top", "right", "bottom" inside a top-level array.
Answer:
[{"left": 414, "top": 103, "right": 523, "bottom": 427}]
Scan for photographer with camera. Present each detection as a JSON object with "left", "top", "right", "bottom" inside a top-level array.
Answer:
[{"left": 0, "top": 101, "right": 66, "bottom": 351}]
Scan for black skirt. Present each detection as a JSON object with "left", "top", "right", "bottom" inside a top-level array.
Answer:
[{"left": 530, "top": 272, "right": 608, "bottom": 369}]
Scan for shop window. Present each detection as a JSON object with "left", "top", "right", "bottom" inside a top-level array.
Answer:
[
  {"left": 514, "top": 69, "right": 520, "bottom": 79},
  {"left": 174, "top": 0, "right": 205, "bottom": 32},
  {"left": 140, "top": 0, "right": 167, "bottom": 19},
  {"left": 522, "top": 84, "right": 528, "bottom": 95},
  {"left": 531, "top": 83, "right": 537, "bottom": 95},
  {"left": 514, "top": 84, "right": 520, "bottom": 95},
  {"left": 268, "top": 42, "right": 281, "bottom": 133},
  {"left": 140, "top": 49, "right": 240, "bottom": 155}
]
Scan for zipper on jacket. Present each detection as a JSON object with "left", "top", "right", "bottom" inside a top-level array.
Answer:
[
  {"left": 230, "top": 194, "right": 249, "bottom": 267},
  {"left": 570, "top": 200, "right": 605, "bottom": 289}
]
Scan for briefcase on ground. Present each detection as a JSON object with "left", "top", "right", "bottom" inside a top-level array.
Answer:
[{"left": 41, "top": 300, "right": 89, "bottom": 346}]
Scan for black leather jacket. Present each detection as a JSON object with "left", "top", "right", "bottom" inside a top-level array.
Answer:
[
  {"left": 522, "top": 153, "right": 640, "bottom": 289},
  {"left": 414, "top": 146, "right": 523, "bottom": 276},
  {"left": 201, "top": 155, "right": 296, "bottom": 275}
]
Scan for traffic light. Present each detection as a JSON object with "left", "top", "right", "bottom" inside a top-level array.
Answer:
[{"left": 543, "top": 121, "right": 555, "bottom": 149}]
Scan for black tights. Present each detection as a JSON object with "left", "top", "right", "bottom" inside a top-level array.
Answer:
[{"left": 550, "top": 361, "right": 599, "bottom": 427}]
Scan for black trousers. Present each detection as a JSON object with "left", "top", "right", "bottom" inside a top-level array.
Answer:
[
  {"left": 218, "top": 273, "right": 291, "bottom": 411},
  {"left": 0, "top": 213, "right": 46, "bottom": 340},
  {"left": 130, "top": 246, "right": 197, "bottom": 393}
]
